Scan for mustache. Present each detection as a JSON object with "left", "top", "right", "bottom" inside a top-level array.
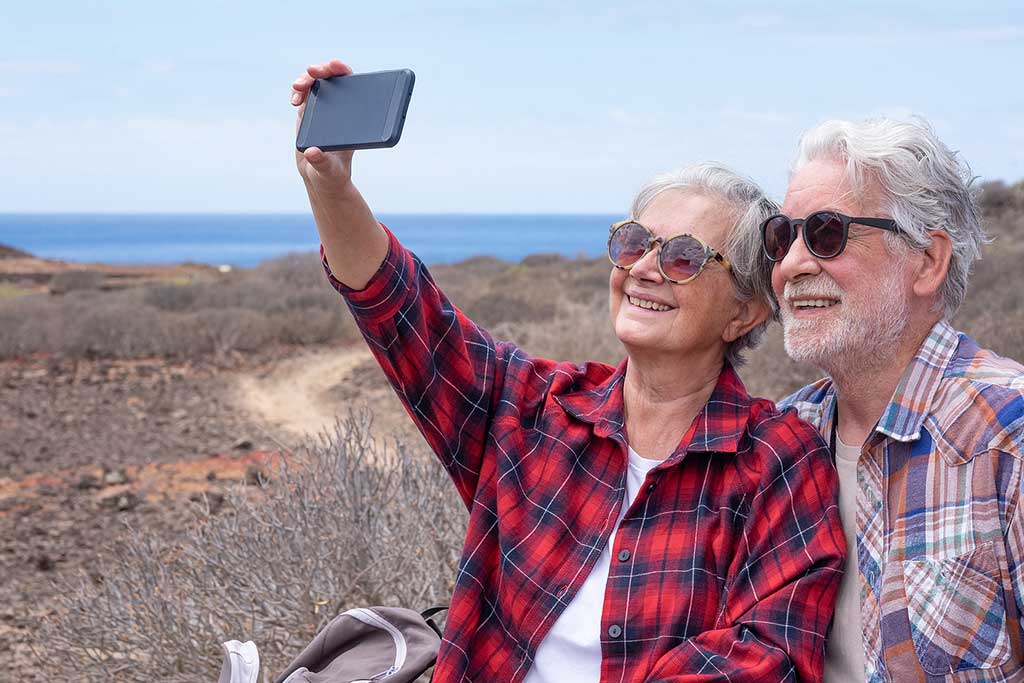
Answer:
[{"left": 783, "top": 276, "right": 844, "bottom": 301}]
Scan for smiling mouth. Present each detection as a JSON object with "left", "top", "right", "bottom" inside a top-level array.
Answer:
[
  {"left": 789, "top": 298, "right": 840, "bottom": 311},
  {"left": 627, "top": 295, "right": 674, "bottom": 312}
]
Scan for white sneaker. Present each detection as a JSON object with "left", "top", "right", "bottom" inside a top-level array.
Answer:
[{"left": 218, "top": 639, "right": 260, "bottom": 683}]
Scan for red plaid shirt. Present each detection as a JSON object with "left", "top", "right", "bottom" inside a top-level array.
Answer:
[{"left": 324, "top": 228, "right": 844, "bottom": 683}]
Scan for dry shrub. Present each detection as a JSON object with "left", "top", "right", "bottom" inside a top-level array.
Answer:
[
  {"left": 38, "top": 409, "right": 467, "bottom": 683},
  {"left": 50, "top": 269, "right": 105, "bottom": 294},
  {"left": 256, "top": 251, "right": 332, "bottom": 291},
  {"left": 463, "top": 291, "right": 557, "bottom": 328},
  {"left": 193, "top": 278, "right": 289, "bottom": 313},
  {"left": 175, "top": 308, "right": 275, "bottom": 358},
  {"left": 61, "top": 303, "right": 174, "bottom": 358},
  {"left": 143, "top": 282, "right": 201, "bottom": 312},
  {"left": 272, "top": 307, "right": 355, "bottom": 345},
  {"left": 0, "top": 296, "right": 61, "bottom": 357},
  {"left": 494, "top": 296, "right": 623, "bottom": 366}
]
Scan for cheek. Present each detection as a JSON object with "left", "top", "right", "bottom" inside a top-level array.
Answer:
[
  {"left": 770, "top": 266, "right": 786, "bottom": 298},
  {"left": 608, "top": 269, "right": 623, "bottom": 308}
]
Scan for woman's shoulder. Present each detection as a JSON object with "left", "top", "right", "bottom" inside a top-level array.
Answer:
[
  {"left": 493, "top": 341, "right": 621, "bottom": 395},
  {"left": 744, "top": 396, "right": 831, "bottom": 465}
]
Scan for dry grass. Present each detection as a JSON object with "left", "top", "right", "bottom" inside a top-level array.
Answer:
[{"left": 38, "top": 409, "right": 466, "bottom": 683}]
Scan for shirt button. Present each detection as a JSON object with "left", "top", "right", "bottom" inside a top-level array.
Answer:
[
  {"left": 557, "top": 585, "right": 569, "bottom": 596},
  {"left": 617, "top": 549, "right": 631, "bottom": 562},
  {"left": 607, "top": 624, "right": 622, "bottom": 638},
  {"left": 646, "top": 482, "right": 656, "bottom": 493}
]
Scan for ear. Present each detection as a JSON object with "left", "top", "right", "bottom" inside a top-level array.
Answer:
[
  {"left": 722, "top": 296, "right": 771, "bottom": 344},
  {"left": 912, "top": 230, "right": 952, "bottom": 300}
]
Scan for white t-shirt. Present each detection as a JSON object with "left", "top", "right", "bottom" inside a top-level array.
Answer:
[
  {"left": 523, "top": 446, "right": 662, "bottom": 683},
  {"left": 823, "top": 434, "right": 867, "bottom": 683}
]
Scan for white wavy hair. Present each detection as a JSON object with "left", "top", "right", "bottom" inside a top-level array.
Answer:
[{"left": 793, "top": 118, "right": 988, "bottom": 318}]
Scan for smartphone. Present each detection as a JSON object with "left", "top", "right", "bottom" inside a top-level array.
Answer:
[{"left": 296, "top": 69, "right": 415, "bottom": 152}]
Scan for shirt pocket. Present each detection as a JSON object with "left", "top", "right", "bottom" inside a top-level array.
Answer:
[{"left": 902, "top": 543, "right": 1012, "bottom": 675}]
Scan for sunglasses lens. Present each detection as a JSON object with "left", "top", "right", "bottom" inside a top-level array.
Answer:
[
  {"left": 608, "top": 222, "right": 650, "bottom": 267},
  {"left": 660, "top": 234, "right": 706, "bottom": 282},
  {"left": 805, "top": 212, "right": 845, "bottom": 257},
  {"left": 763, "top": 216, "right": 793, "bottom": 261}
]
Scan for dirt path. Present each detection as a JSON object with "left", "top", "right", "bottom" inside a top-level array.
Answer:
[{"left": 233, "top": 346, "right": 376, "bottom": 443}]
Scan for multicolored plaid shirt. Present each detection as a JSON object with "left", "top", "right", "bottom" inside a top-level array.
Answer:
[
  {"left": 781, "top": 320, "right": 1024, "bottom": 683},
  {"left": 325, "top": 228, "right": 844, "bottom": 683}
]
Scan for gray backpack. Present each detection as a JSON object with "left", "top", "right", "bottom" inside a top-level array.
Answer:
[{"left": 273, "top": 606, "right": 446, "bottom": 683}]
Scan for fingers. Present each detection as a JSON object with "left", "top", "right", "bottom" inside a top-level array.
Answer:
[
  {"left": 307, "top": 59, "right": 352, "bottom": 79},
  {"left": 291, "top": 74, "right": 314, "bottom": 105},
  {"left": 291, "top": 59, "right": 353, "bottom": 106}
]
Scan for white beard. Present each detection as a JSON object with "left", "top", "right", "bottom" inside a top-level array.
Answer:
[{"left": 780, "top": 266, "right": 910, "bottom": 376}]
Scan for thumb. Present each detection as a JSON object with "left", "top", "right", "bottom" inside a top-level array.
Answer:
[{"left": 303, "top": 146, "right": 331, "bottom": 169}]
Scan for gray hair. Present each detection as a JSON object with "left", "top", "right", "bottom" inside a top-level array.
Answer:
[
  {"left": 630, "top": 161, "right": 779, "bottom": 367},
  {"left": 793, "top": 118, "right": 988, "bottom": 318}
]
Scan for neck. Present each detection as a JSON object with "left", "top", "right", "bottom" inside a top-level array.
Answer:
[
  {"left": 622, "top": 349, "right": 723, "bottom": 460},
  {"left": 829, "top": 317, "right": 938, "bottom": 445}
]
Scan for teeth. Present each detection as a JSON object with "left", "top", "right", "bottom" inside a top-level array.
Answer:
[
  {"left": 628, "top": 295, "right": 672, "bottom": 311},
  {"left": 792, "top": 299, "right": 838, "bottom": 309}
]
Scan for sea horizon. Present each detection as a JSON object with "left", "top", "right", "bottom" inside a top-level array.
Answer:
[{"left": 0, "top": 212, "right": 620, "bottom": 268}]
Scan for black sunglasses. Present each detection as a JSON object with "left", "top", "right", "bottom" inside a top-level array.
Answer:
[
  {"left": 761, "top": 211, "right": 901, "bottom": 262},
  {"left": 607, "top": 220, "right": 731, "bottom": 284}
]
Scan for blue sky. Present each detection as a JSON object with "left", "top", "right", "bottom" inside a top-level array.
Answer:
[{"left": 2, "top": 1, "right": 1021, "bottom": 213}]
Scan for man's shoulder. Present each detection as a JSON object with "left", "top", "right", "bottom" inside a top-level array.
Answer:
[
  {"left": 944, "top": 333, "right": 1024, "bottom": 392},
  {"left": 775, "top": 377, "right": 834, "bottom": 433},
  {"left": 929, "top": 332, "right": 1024, "bottom": 461}
]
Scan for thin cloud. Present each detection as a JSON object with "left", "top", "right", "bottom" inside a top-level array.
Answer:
[
  {"left": 736, "top": 10, "right": 784, "bottom": 28},
  {"left": 607, "top": 107, "right": 661, "bottom": 128},
  {"left": 721, "top": 108, "right": 791, "bottom": 126},
  {"left": 800, "top": 24, "right": 1024, "bottom": 45},
  {"left": 141, "top": 59, "right": 176, "bottom": 74},
  {"left": 0, "top": 59, "right": 83, "bottom": 74}
]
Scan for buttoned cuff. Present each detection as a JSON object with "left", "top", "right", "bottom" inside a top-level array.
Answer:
[{"left": 320, "top": 224, "right": 412, "bottom": 325}]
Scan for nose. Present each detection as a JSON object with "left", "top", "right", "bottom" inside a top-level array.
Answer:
[
  {"left": 628, "top": 243, "right": 664, "bottom": 283},
  {"left": 775, "top": 225, "right": 821, "bottom": 282}
]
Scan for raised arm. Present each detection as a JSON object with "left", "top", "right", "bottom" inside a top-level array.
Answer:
[{"left": 291, "top": 59, "right": 389, "bottom": 290}]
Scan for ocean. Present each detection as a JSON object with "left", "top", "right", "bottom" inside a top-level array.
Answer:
[{"left": 0, "top": 213, "right": 619, "bottom": 267}]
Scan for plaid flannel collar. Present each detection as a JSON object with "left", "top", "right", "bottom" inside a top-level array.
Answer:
[
  {"left": 555, "top": 360, "right": 754, "bottom": 457},
  {"left": 876, "top": 319, "right": 961, "bottom": 443}
]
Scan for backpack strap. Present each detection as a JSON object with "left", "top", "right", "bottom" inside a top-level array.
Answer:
[{"left": 420, "top": 606, "right": 448, "bottom": 639}]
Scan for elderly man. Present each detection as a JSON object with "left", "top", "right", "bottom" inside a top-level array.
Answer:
[{"left": 763, "top": 117, "right": 1024, "bottom": 682}]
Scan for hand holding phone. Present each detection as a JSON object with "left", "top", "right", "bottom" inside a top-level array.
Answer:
[
  {"left": 291, "top": 60, "right": 357, "bottom": 195},
  {"left": 296, "top": 69, "right": 415, "bottom": 152}
]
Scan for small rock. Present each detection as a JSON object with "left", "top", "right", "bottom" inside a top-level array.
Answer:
[
  {"left": 103, "top": 469, "right": 128, "bottom": 486},
  {"left": 244, "top": 465, "right": 268, "bottom": 487},
  {"left": 74, "top": 474, "right": 102, "bottom": 490},
  {"left": 170, "top": 409, "right": 188, "bottom": 420},
  {"left": 206, "top": 470, "right": 218, "bottom": 481},
  {"left": 232, "top": 438, "right": 254, "bottom": 451},
  {"left": 100, "top": 492, "right": 139, "bottom": 512},
  {"left": 35, "top": 555, "right": 56, "bottom": 572}
]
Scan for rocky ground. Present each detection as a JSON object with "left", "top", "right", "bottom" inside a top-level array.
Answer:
[{"left": 0, "top": 345, "right": 412, "bottom": 679}]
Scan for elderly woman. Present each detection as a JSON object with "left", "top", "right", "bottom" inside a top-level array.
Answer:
[{"left": 291, "top": 60, "right": 843, "bottom": 683}]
